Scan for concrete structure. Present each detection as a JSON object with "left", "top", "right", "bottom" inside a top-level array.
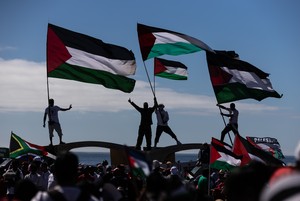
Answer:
[{"left": 46, "top": 141, "right": 205, "bottom": 165}]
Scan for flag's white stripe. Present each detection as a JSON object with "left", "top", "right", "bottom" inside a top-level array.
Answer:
[
  {"left": 218, "top": 152, "right": 241, "bottom": 166},
  {"left": 249, "top": 153, "right": 265, "bottom": 163},
  {"left": 66, "top": 47, "right": 136, "bottom": 76},
  {"left": 222, "top": 67, "right": 276, "bottom": 92},
  {"left": 153, "top": 32, "right": 190, "bottom": 45},
  {"left": 165, "top": 66, "right": 188, "bottom": 76},
  {"left": 132, "top": 157, "right": 150, "bottom": 176}
]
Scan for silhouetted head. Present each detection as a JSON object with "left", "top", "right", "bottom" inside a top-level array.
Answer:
[
  {"left": 54, "top": 151, "right": 78, "bottom": 186},
  {"left": 143, "top": 102, "right": 148, "bottom": 109},
  {"left": 158, "top": 104, "right": 164, "bottom": 109},
  {"left": 49, "top": 99, "right": 54, "bottom": 107},
  {"left": 230, "top": 103, "right": 235, "bottom": 110}
]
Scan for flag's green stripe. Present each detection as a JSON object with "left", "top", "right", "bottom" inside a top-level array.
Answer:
[
  {"left": 48, "top": 63, "right": 135, "bottom": 93},
  {"left": 214, "top": 83, "right": 282, "bottom": 104},
  {"left": 132, "top": 168, "right": 147, "bottom": 180},
  {"left": 210, "top": 161, "right": 236, "bottom": 171},
  {"left": 147, "top": 42, "right": 202, "bottom": 59},
  {"left": 155, "top": 72, "right": 187, "bottom": 80},
  {"left": 10, "top": 134, "right": 42, "bottom": 158},
  {"left": 10, "top": 150, "right": 42, "bottom": 158}
]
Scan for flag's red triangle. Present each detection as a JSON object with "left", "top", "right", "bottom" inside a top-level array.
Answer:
[
  {"left": 210, "top": 144, "right": 221, "bottom": 164},
  {"left": 208, "top": 64, "right": 232, "bottom": 85},
  {"left": 233, "top": 135, "right": 251, "bottom": 166},
  {"left": 154, "top": 58, "right": 167, "bottom": 74},
  {"left": 47, "top": 26, "right": 71, "bottom": 73}
]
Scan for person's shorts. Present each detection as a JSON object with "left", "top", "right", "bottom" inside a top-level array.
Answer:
[{"left": 48, "top": 123, "right": 63, "bottom": 137}]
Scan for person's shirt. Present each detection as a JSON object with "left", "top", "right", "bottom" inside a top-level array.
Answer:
[
  {"left": 130, "top": 102, "right": 155, "bottom": 126},
  {"left": 229, "top": 109, "right": 239, "bottom": 125},
  {"left": 197, "top": 175, "right": 208, "bottom": 194},
  {"left": 45, "top": 106, "right": 61, "bottom": 123},
  {"left": 155, "top": 109, "right": 169, "bottom": 126},
  {"left": 47, "top": 173, "right": 56, "bottom": 190},
  {"left": 40, "top": 170, "right": 51, "bottom": 191},
  {"left": 24, "top": 172, "right": 43, "bottom": 190},
  {"left": 32, "top": 185, "right": 99, "bottom": 201}
]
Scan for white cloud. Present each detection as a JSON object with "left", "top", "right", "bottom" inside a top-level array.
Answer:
[
  {"left": 0, "top": 58, "right": 280, "bottom": 114},
  {"left": 0, "top": 46, "right": 17, "bottom": 52}
]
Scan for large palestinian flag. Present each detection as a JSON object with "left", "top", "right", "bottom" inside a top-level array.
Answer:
[
  {"left": 137, "top": 23, "right": 214, "bottom": 60},
  {"left": 9, "top": 133, "right": 56, "bottom": 159},
  {"left": 210, "top": 137, "right": 241, "bottom": 171},
  {"left": 206, "top": 50, "right": 282, "bottom": 104},
  {"left": 47, "top": 23, "right": 136, "bottom": 93},
  {"left": 154, "top": 58, "right": 188, "bottom": 80}
]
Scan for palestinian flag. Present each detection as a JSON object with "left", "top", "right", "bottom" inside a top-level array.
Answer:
[
  {"left": 210, "top": 137, "right": 241, "bottom": 171},
  {"left": 154, "top": 58, "right": 188, "bottom": 80},
  {"left": 126, "top": 147, "right": 151, "bottom": 180},
  {"left": 233, "top": 135, "right": 284, "bottom": 166},
  {"left": 137, "top": 23, "right": 214, "bottom": 60},
  {"left": 9, "top": 133, "right": 56, "bottom": 159},
  {"left": 47, "top": 23, "right": 136, "bottom": 93},
  {"left": 246, "top": 136, "right": 285, "bottom": 160},
  {"left": 206, "top": 51, "right": 282, "bottom": 104}
]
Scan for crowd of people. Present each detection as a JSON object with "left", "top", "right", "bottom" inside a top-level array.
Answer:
[{"left": 0, "top": 142, "right": 299, "bottom": 201}]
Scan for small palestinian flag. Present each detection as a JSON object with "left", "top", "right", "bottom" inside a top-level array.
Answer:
[
  {"left": 137, "top": 23, "right": 214, "bottom": 60},
  {"left": 210, "top": 137, "right": 241, "bottom": 171},
  {"left": 154, "top": 58, "right": 188, "bottom": 80},
  {"left": 233, "top": 135, "right": 284, "bottom": 166},
  {"left": 246, "top": 136, "right": 284, "bottom": 160},
  {"left": 126, "top": 147, "right": 151, "bottom": 180}
]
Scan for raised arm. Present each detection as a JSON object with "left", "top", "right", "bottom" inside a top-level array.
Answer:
[
  {"left": 60, "top": 104, "right": 72, "bottom": 111},
  {"left": 128, "top": 98, "right": 140, "bottom": 111},
  {"left": 154, "top": 97, "right": 158, "bottom": 108}
]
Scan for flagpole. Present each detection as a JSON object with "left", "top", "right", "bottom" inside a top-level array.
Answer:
[
  {"left": 208, "top": 142, "right": 211, "bottom": 197},
  {"left": 45, "top": 25, "right": 52, "bottom": 130},
  {"left": 153, "top": 72, "right": 156, "bottom": 95},
  {"left": 142, "top": 60, "right": 155, "bottom": 97}
]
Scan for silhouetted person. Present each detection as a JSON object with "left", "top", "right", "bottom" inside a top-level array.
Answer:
[
  {"left": 43, "top": 98, "right": 72, "bottom": 145},
  {"left": 197, "top": 143, "right": 210, "bottom": 166},
  {"left": 32, "top": 152, "right": 98, "bottom": 201},
  {"left": 3, "top": 159, "right": 23, "bottom": 201},
  {"left": 14, "top": 179, "right": 38, "bottom": 201},
  {"left": 217, "top": 103, "right": 239, "bottom": 142},
  {"left": 154, "top": 104, "right": 181, "bottom": 147},
  {"left": 128, "top": 97, "right": 157, "bottom": 150}
]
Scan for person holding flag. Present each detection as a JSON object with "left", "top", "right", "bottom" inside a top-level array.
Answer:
[
  {"left": 154, "top": 103, "right": 181, "bottom": 147},
  {"left": 217, "top": 103, "right": 239, "bottom": 142},
  {"left": 128, "top": 97, "right": 157, "bottom": 151}
]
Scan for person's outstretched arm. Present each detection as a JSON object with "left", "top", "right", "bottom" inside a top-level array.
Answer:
[
  {"left": 128, "top": 98, "right": 140, "bottom": 111},
  {"left": 217, "top": 104, "right": 230, "bottom": 111},
  {"left": 60, "top": 104, "right": 72, "bottom": 111}
]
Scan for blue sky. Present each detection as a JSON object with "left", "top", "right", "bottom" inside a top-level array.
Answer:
[{"left": 0, "top": 1, "right": 299, "bottom": 155}]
